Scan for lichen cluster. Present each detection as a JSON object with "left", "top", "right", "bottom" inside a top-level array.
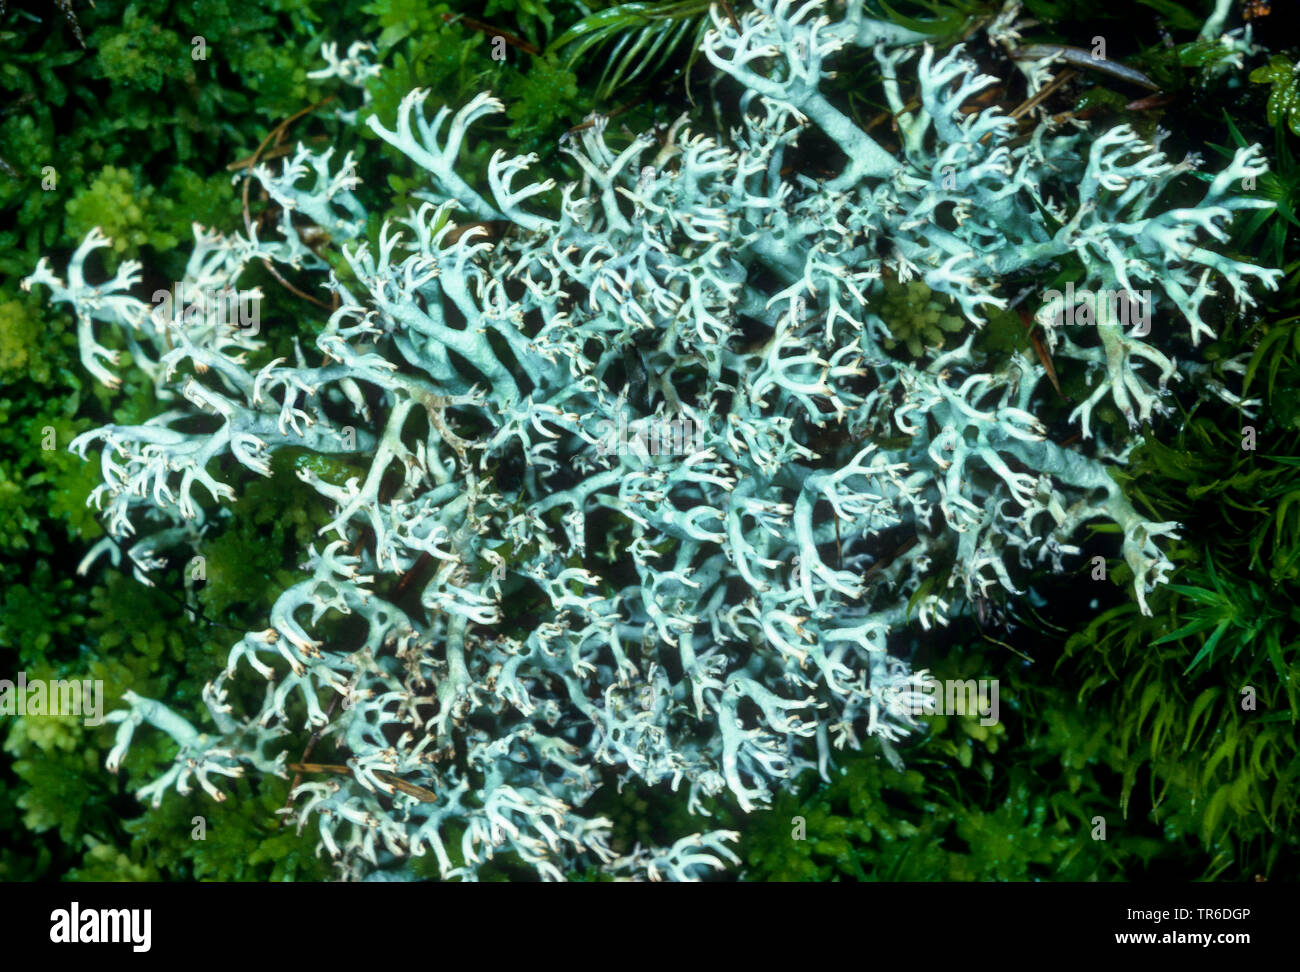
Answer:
[{"left": 24, "top": 0, "right": 1279, "bottom": 879}]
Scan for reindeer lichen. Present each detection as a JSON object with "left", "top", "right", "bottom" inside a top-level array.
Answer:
[{"left": 25, "top": 1, "right": 1278, "bottom": 880}]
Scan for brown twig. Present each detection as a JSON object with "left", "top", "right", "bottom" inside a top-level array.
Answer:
[
  {"left": 234, "top": 96, "right": 339, "bottom": 312},
  {"left": 287, "top": 762, "right": 441, "bottom": 803},
  {"left": 279, "top": 693, "right": 343, "bottom": 823},
  {"left": 226, "top": 138, "right": 329, "bottom": 173},
  {"left": 393, "top": 551, "right": 436, "bottom": 599},
  {"left": 864, "top": 95, "right": 920, "bottom": 134},
  {"left": 1018, "top": 305, "right": 1069, "bottom": 402},
  {"left": 1008, "top": 69, "right": 1077, "bottom": 121},
  {"left": 229, "top": 96, "right": 336, "bottom": 175},
  {"left": 863, "top": 536, "right": 920, "bottom": 584},
  {"left": 442, "top": 12, "right": 541, "bottom": 55},
  {"left": 563, "top": 96, "right": 649, "bottom": 137},
  {"left": 719, "top": 0, "right": 742, "bottom": 32}
]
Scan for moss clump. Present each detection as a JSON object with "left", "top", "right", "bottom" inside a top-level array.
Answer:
[{"left": 878, "top": 279, "right": 966, "bottom": 357}]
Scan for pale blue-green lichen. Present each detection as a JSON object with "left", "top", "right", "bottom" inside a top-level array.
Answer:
[{"left": 24, "top": 1, "right": 1278, "bottom": 880}]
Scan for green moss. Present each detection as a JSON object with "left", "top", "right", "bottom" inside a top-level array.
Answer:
[
  {"left": 504, "top": 53, "right": 583, "bottom": 148},
  {"left": 94, "top": 5, "right": 189, "bottom": 93},
  {"left": 878, "top": 279, "right": 967, "bottom": 357},
  {"left": 0, "top": 299, "right": 53, "bottom": 382},
  {"left": 103, "top": 778, "right": 333, "bottom": 882},
  {"left": 197, "top": 462, "right": 334, "bottom": 621},
  {"left": 64, "top": 164, "right": 179, "bottom": 265}
]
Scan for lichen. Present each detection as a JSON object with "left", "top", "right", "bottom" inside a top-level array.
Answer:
[{"left": 25, "top": 0, "right": 1279, "bottom": 880}]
